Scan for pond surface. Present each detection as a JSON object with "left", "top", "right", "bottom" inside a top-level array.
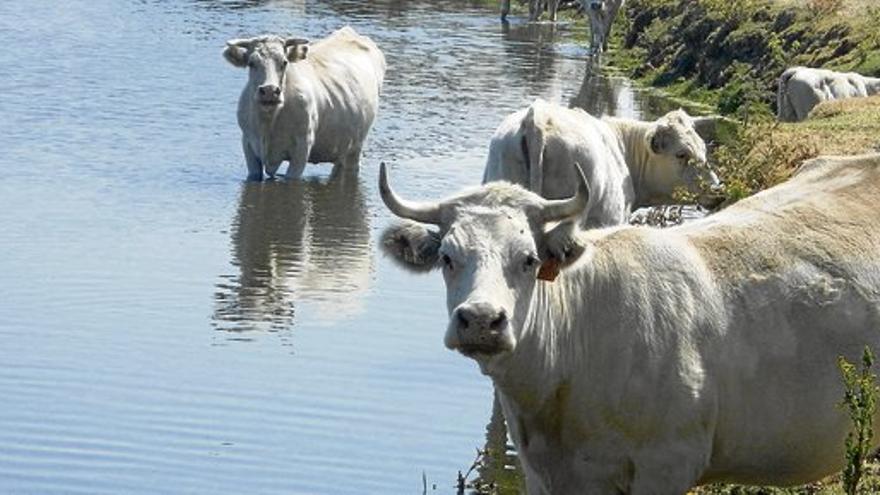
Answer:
[{"left": 0, "top": 1, "right": 673, "bottom": 493}]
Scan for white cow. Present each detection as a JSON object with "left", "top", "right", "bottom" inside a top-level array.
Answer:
[
  {"left": 501, "top": 0, "right": 562, "bottom": 22},
  {"left": 777, "top": 66, "right": 880, "bottom": 122},
  {"left": 483, "top": 99, "right": 720, "bottom": 227},
  {"left": 586, "top": 0, "right": 625, "bottom": 53},
  {"left": 378, "top": 153, "right": 880, "bottom": 494},
  {"left": 224, "top": 26, "right": 385, "bottom": 180}
]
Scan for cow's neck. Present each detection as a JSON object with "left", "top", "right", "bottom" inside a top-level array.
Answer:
[
  {"left": 606, "top": 118, "right": 655, "bottom": 205},
  {"left": 489, "top": 266, "right": 603, "bottom": 465},
  {"left": 492, "top": 269, "right": 593, "bottom": 415}
]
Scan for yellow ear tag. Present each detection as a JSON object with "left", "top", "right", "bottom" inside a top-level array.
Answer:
[{"left": 537, "top": 258, "right": 561, "bottom": 282}]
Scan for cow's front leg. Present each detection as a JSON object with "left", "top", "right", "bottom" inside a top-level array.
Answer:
[
  {"left": 286, "top": 138, "right": 311, "bottom": 180},
  {"left": 629, "top": 449, "right": 706, "bottom": 495},
  {"left": 243, "top": 139, "right": 263, "bottom": 181}
]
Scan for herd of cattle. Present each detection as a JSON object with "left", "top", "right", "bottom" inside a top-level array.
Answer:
[{"left": 223, "top": 15, "right": 880, "bottom": 495}]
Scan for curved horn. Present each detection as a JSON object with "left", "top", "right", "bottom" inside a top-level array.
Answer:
[
  {"left": 226, "top": 37, "right": 255, "bottom": 48},
  {"left": 284, "top": 37, "right": 310, "bottom": 47},
  {"left": 379, "top": 162, "right": 443, "bottom": 225},
  {"left": 540, "top": 162, "right": 590, "bottom": 222}
]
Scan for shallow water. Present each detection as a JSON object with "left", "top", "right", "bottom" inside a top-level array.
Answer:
[{"left": 0, "top": 1, "right": 672, "bottom": 493}]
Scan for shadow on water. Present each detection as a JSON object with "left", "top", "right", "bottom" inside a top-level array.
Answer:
[{"left": 213, "top": 170, "right": 372, "bottom": 337}]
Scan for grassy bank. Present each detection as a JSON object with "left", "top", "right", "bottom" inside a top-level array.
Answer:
[{"left": 598, "top": 0, "right": 880, "bottom": 200}]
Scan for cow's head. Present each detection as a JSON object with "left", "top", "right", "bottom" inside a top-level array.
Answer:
[
  {"left": 223, "top": 36, "right": 310, "bottom": 108},
  {"left": 644, "top": 109, "right": 722, "bottom": 205},
  {"left": 379, "top": 163, "right": 589, "bottom": 371}
]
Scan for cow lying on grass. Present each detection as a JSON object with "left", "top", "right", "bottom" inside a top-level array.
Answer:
[{"left": 777, "top": 66, "right": 880, "bottom": 123}]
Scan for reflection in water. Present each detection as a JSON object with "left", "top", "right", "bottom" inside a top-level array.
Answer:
[
  {"left": 464, "top": 393, "right": 526, "bottom": 494},
  {"left": 213, "top": 171, "right": 372, "bottom": 335},
  {"left": 500, "top": 21, "right": 561, "bottom": 89}
]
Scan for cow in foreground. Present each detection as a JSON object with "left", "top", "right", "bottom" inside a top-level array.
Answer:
[
  {"left": 224, "top": 26, "right": 385, "bottom": 180},
  {"left": 483, "top": 99, "right": 721, "bottom": 227},
  {"left": 586, "top": 0, "right": 625, "bottom": 53},
  {"left": 379, "top": 154, "right": 880, "bottom": 494},
  {"left": 777, "top": 66, "right": 880, "bottom": 122}
]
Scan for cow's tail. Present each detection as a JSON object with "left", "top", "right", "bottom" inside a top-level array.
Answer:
[
  {"left": 520, "top": 102, "right": 547, "bottom": 195},
  {"left": 777, "top": 67, "right": 798, "bottom": 122}
]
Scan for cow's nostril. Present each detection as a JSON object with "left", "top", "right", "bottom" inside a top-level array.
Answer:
[
  {"left": 457, "top": 310, "right": 470, "bottom": 329},
  {"left": 490, "top": 311, "right": 507, "bottom": 330}
]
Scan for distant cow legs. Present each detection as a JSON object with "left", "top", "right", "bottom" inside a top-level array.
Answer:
[{"left": 500, "top": 0, "right": 511, "bottom": 20}]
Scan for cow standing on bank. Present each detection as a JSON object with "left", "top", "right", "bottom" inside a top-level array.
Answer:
[
  {"left": 379, "top": 154, "right": 880, "bottom": 494},
  {"left": 224, "top": 27, "right": 385, "bottom": 180},
  {"left": 484, "top": 99, "right": 721, "bottom": 227}
]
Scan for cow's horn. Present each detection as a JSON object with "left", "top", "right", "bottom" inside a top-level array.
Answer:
[
  {"left": 540, "top": 163, "right": 590, "bottom": 222},
  {"left": 379, "top": 162, "right": 443, "bottom": 225},
  {"left": 284, "top": 37, "right": 309, "bottom": 47}
]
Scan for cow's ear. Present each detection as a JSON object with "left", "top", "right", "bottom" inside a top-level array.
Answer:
[
  {"left": 285, "top": 38, "right": 310, "bottom": 62},
  {"left": 223, "top": 40, "right": 250, "bottom": 68},
  {"left": 381, "top": 221, "right": 441, "bottom": 272},
  {"left": 649, "top": 124, "right": 673, "bottom": 154},
  {"left": 538, "top": 220, "right": 586, "bottom": 281}
]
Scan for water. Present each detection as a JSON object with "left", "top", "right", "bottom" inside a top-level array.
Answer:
[{"left": 0, "top": 1, "right": 671, "bottom": 493}]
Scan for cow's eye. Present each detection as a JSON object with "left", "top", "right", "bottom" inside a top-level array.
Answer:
[
  {"left": 441, "top": 254, "right": 453, "bottom": 270},
  {"left": 676, "top": 151, "right": 689, "bottom": 160},
  {"left": 523, "top": 254, "right": 539, "bottom": 271},
  {"left": 282, "top": 60, "right": 289, "bottom": 69}
]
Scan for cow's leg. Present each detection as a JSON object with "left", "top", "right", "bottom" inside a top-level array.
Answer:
[
  {"left": 528, "top": 0, "right": 540, "bottom": 21},
  {"left": 629, "top": 449, "right": 706, "bottom": 495},
  {"left": 549, "top": 0, "right": 559, "bottom": 22},
  {"left": 243, "top": 139, "right": 263, "bottom": 181},
  {"left": 286, "top": 138, "right": 311, "bottom": 180},
  {"left": 500, "top": 0, "right": 511, "bottom": 20}
]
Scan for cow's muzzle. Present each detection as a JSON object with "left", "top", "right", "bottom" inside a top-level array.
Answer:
[
  {"left": 257, "top": 84, "right": 282, "bottom": 106},
  {"left": 447, "top": 302, "right": 513, "bottom": 357}
]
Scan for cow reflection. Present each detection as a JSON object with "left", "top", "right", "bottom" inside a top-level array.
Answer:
[
  {"left": 500, "top": 21, "right": 561, "bottom": 89},
  {"left": 570, "top": 67, "right": 678, "bottom": 120},
  {"left": 213, "top": 172, "right": 372, "bottom": 334}
]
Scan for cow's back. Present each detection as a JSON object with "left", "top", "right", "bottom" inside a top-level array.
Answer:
[
  {"left": 484, "top": 102, "right": 632, "bottom": 227},
  {"left": 306, "top": 27, "right": 386, "bottom": 162}
]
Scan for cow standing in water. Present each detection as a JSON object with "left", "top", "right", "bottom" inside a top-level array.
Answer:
[
  {"left": 224, "top": 27, "right": 385, "bottom": 180},
  {"left": 379, "top": 154, "right": 880, "bottom": 494},
  {"left": 484, "top": 99, "right": 721, "bottom": 227},
  {"left": 501, "top": 0, "right": 562, "bottom": 22}
]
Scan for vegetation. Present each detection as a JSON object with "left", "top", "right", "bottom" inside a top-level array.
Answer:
[
  {"left": 838, "top": 348, "right": 878, "bottom": 495},
  {"left": 602, "top": 0, "right": 880, "bottom": 201}
]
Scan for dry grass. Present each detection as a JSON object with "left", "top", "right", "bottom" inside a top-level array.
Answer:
[{"left": 778, "top": 95, "right": 880, "bottom": 156}]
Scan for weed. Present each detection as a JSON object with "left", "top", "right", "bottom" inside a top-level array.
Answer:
[{"left": 838, "top": 347, "right": 878, "bottom": 495}]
